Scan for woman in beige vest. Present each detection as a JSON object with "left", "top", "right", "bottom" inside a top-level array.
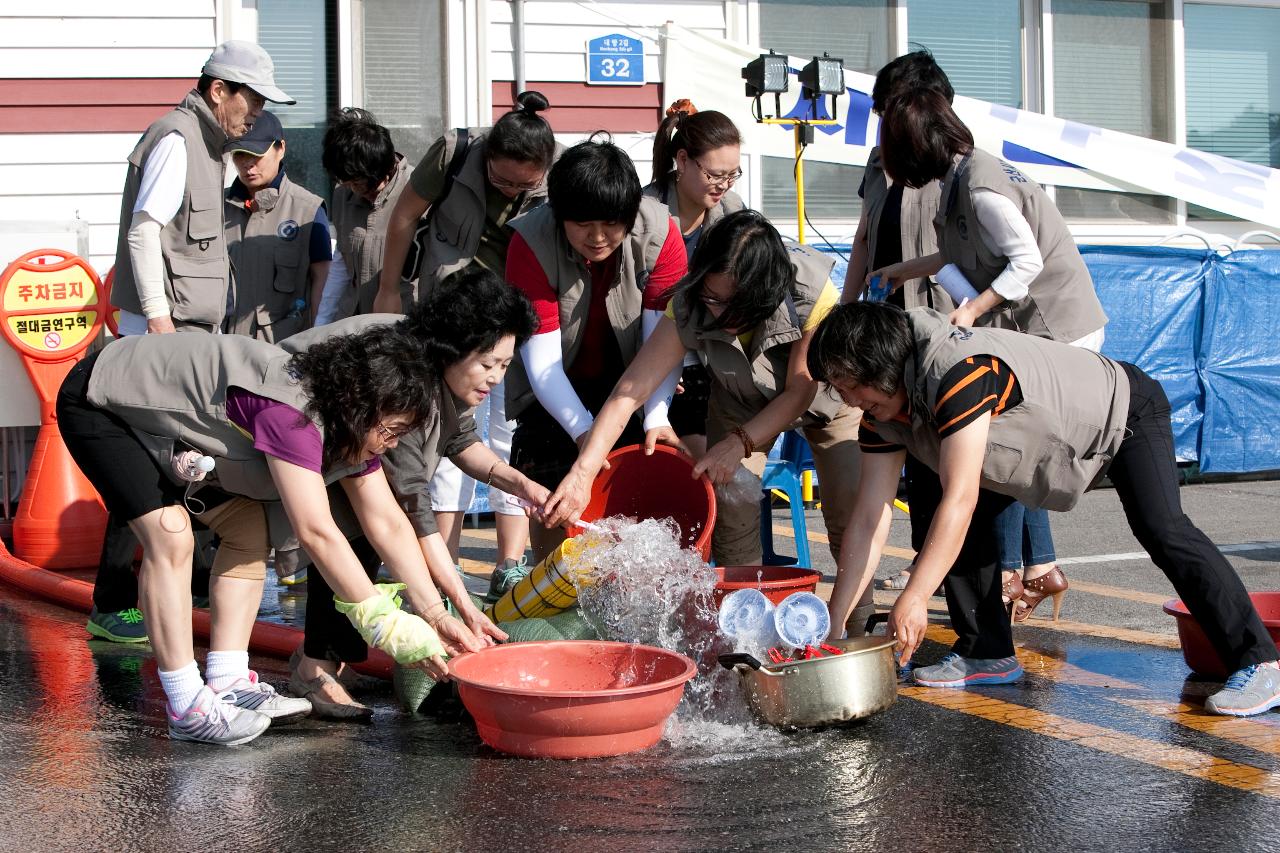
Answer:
[
  {"left": 542, "top": 210, "right": 872, "bottom": 632},
  {"left": 644, "top": 100, "right": 747, "bottom": 460},
  {"left": 56, "top": 327, "right": 470, "bottom": 744},
  {"left": 373, "top": 90, "right": 558, "bottom": 588},
  {"left": 870, "top": 88, "right": 1110, "bottom": 621}
]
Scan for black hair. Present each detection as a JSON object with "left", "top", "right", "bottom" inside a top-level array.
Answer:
[
  {"left": 196, "top": 75, "right": 245, "bottom": 96},
  {"left": 321, "top": 107, "right": 396, "bottom": 185},
  {"left": 401, "top": 267, "right": 539, "bottom": 370},
  {"left": 674, "top": 209, "right": 795, "bottom": 334},
  {"left": 807, "top": 302, "right": 913, "bottom": 395},
  {"left": 871, "top": 49, "right": 954, "bottom": 115},
  {"left": 879, "top": 89, "right": 974, "bottom": 189},
  {"left": 652, "top": 101, "right": 742, "bottom": 195},
  {"left": 547, "top": 133, "right": 641, "bottom": 229},
  {"left": 487, "top": 90, "right": 556, "bottom": 169},
  {"left": 289, "top": 325, "right": 436, "bottom": 469}
]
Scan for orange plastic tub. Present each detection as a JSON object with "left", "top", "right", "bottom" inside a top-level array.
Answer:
[
  {"left": 713, "top": 566, "right": 823, "bottom": 608},
  {"left": 450, "top": 640, "right": 697, "bottom": 759},
  {"left": 573, "top": 444, "right": 715, "bottom": 560},
  {"left": 1163, "top": 592, "right": 1280, "bottom": 678}
]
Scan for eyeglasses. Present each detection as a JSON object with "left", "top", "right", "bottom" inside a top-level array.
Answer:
[
  {"left": 699, "top": 290, "right": 732, "bottom": 309},
  {"left": 691, "top": 157, "right": 743, "bottom": 189},
  {"left": 486, "top": 161, "right": 544, "bottom": 193},
  {"left": 375, "top": 421, "right": 412, "bottom": 442}
]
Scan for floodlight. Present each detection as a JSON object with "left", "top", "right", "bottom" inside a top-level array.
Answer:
[
  {"left": 742, "top": 51, "right": 789, "bottom": 97},
  {"left": 799, "top": 53, "right": 844, "bottom": 97}
]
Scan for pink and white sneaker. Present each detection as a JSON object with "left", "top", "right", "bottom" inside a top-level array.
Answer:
[
  {"left": 168, "top": 686, "right": 270, "bottom": 746},
  {"left": 218, "top": 671, "right": 313, "bottom": 724}
]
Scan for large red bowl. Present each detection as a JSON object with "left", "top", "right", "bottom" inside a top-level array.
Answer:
[
  {"left": 449, "top": 641, "right": 697, "bottom": 759},
  {"left": 572, "top": 444, "right": 715, "bottom": 560},
  {"left": 1163, "top": 592, "right": 1280, "bottom": 678},
  {"left": 713, "top": 565, "right": 823, "bottom": 608}
]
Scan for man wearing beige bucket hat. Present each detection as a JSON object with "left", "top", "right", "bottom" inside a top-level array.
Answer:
[{"left": 87, "top": 42, "right": 295, "bottom": 648}]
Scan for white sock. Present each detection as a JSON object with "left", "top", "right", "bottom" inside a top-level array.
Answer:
[
  {"left": 159, "top": 661, "right": 205, "bottom": 716},
  {"left": 205, "top": 650, "right": 251, "bottom": 691}
]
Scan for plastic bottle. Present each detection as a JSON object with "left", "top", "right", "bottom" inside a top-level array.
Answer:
[
  {"left": 172, "top": 450, "right": 215, "bottom": 483},
  {"left": 773, "top": 591, "right": 831, "bottom": 650}
]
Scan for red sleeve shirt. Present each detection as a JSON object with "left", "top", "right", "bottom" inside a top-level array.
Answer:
[
  {"left": 641, "top": 217, "right": 689, "bottom": 310},
  {"left": 505, "top": 232, "right": 559, "bottom": 333}
]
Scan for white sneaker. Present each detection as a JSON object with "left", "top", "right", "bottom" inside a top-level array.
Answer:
[
  {"left": 168, "top": 686, "right": 270, "bottom": 746},
  {"left": 218, "top": 672, "right": 313, "bottom": 724}
]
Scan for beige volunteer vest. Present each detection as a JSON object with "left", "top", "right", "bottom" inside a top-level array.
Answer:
[
  {"left": 672, "top": 243, "right": 845, "bottom": 426},
  {"left": 861, "top": 148, "right": 952, "bottom": 311},
  {"left": 503, "top": 195, "right": 672, "bottom": 420},
  {"left": 330, "top": 155, "right": 415, "bottom": 316},
  {"left": 419, "top": 128, "right": 557, "bottom": 287},
  {"left": 111, "top": 91, "right": 230, "bottom": 327},
  {"left": 934, "top": 149, "right": 1107, "bottom": 343},
  {"left": 871, "top": 308, "right": 1130, "bottom": 511},
  {"left": 87, "top": 332, "right": 365, "bottom": 501},
  {"left": 642, "top": 181, "right": 745, "bottom": 239},
  {"left": 224, "top": 173, "right": 324, "bottom": 341}
]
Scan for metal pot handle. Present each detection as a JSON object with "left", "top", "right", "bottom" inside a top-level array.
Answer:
[
  {"left": 716, "top": 653, "right": 786, "bottom": 678},
  {"left": 865, "top": 612, "right": 890, "bottom": 634}
]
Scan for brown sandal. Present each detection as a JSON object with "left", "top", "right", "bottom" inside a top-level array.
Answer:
[
  {"left": 1013, "top": 566, "right": 1068, "bottom": 623},
  {"left": 288, "top": 653, "right": 374, "bottom": 721},
  {"left": 1002, "top": 571, "right": 1025, "bottom": 623}
]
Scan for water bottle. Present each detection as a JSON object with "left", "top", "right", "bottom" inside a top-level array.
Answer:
[
  {"left": 718, "top": 588, "right": 779, "bottom": 652},
  {"left": 773, "top": 592, "right": 832, "bottom": 650},
  {"left": 867, "top": 275, "right": 891, "bottom": 303},
  {"left": 172, "top": 450, "right": 215, "bottom": 483}
]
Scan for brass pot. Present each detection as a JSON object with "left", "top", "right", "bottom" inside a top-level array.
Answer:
[{"left": 717, "top": 615, "right": 897, "bottom": 728}]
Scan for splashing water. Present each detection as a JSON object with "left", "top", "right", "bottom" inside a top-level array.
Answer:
[{"left": 563, "top": 516, "right": 761, "bottom": 733}]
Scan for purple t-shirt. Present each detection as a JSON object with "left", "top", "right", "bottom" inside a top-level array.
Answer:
[{"left": 225, "top": 388, "right": 381, "bottom": 476}]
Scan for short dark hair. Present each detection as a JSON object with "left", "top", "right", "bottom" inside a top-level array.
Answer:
[
  {"left": 290, "top": 325, "right": 436, "bottom": 469},
  {"left": 878, "top": 89, "right": 974, "bottom": 189},
  {"left": 547, "top": 134, "right": 641, "bottom": 229},
  {"left": 871, "top": 49, "right": 953, "bottom": 115},
  {"left": 652, "top": 102, "right": 742, "bottom": 195},
  {"left": 321, "top": 107, "right": 396, "bottom": 185},
  {"left": 675, "top": 209, "right": 795, "bottom": 333},
  {"left": 401, "top": 267, "right": 539, "bottom": 369},
  {"left": 488, "top": 90, "right": 556, "bottom": 169},
  {"left": 807, "top": 302, "right": 913, "bottom": 395},
  {"left": 196, "top": 75, "right": 245, "bottom": 96}
]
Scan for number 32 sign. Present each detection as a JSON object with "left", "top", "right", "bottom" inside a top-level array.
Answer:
[{"left": 586, "top": 34, "right": 644, "bottom": 86}]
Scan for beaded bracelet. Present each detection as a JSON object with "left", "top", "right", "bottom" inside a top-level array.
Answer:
[{"left": 731, "top": 425, "right": 755, "bottom": 458}]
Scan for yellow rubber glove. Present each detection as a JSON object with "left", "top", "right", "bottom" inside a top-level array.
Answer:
[{"left": 334, "top": 583, "right": 446, "bottom": 664}]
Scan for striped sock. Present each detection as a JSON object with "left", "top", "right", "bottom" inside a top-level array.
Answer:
[
  {"left": 159, "top": 661, "right": 204, "bottom": 716},
  {"left": 205, "top": 650, "right": 251, "bottom": 691}
]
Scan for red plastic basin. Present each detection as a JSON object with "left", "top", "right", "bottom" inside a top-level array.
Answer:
[
  {"left": 449, "top": 640, "right": 697, "bottom": 759},
  {"left": 713, "top": 565, "right": 823, "bottom": 608},
  {"left": 1163, "top": 592, "right": 1280, "bottom": 678},
  {"left": 572, "top": 444, "right": 716, "bottom": 560}
]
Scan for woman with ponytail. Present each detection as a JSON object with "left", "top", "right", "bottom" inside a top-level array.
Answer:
[
  {"left": 372, "top": 90, "right": 561, "bottom": 580},
  {"left": 643, "top": 100, "right": 746, "bottom": 454}
]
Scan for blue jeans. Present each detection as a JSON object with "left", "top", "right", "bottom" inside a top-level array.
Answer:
[{"left": 994, "top": 501, "right": 1056, "bottom": 571}]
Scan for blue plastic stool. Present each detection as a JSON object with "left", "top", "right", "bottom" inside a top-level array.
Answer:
[{"left": 759, "top": 431, "right": 814, "bottom": 567}]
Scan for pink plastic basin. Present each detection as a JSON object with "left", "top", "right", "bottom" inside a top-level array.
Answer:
[
  {"left": 713, "top": 565, "right": 823, "bottom": 608},
  {"left": 1163, "top": 592, "right": 1280, "bottom": 678},
  {"left": 449, "top": 640, "right": 697, "bottom": 759}
]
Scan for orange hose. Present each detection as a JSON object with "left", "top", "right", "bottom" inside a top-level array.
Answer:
[{"left": 0, "top": 538, "right": 392, "bottom": 679}]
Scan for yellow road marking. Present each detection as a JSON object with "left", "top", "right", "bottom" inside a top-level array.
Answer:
[
  {"left": 1066, "top": 579, "right": 1172, "bottom": 607},
  {"left": 769, "top": 523, "right": 916, "bottom": 561},
  {"left": 1113, "top": 699, "right": 1280, "bottom": 757}
]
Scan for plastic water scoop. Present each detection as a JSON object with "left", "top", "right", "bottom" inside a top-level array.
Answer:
[{"left": 773, "top": 592, "right": 832, "bottom": 650}]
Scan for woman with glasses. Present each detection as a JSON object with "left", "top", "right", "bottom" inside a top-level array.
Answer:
[
  {"left": 279, "top": 269, "right": 544, "bottom": 718},
  {"left": 365, "top": 92, "right": 559, "bottom": 589},
  {"left": 541, "top": 210, "right": 872, "bottom": 632},
  {"left": 315, "top": 108, "right": 415, "bottom": 322},
  {"left": 57, "top": 325, "right": 457, "bottom": 745},
  {"left": 643, "top": 100, "right": 746, "bottom": 459},
  {"left": 505, "top": 135, "right": 688, "bottom": 561}
]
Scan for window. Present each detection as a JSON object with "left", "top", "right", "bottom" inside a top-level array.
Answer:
[
  {"left": 359, "top": 0, "right": 447, "bottom": 165},
  {"left": 258, "top": 0, "right": 334, "bottom": 199},
  {"left": 908, "top": 0, "right": 1022, "bottom": 108},
  {"left": 1051, "top": 0, "right": 1174, "bottom": 223},
  {"left": 757, "top": 0, "right": 891, "bottom": 219}
]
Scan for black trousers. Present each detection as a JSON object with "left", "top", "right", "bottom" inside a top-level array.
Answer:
[
  {"left": 302, "top": 535, "right": 382, "bottom": 663},
  {"left": 930, "top": 362, "right": 1278, "bottom": 669}
]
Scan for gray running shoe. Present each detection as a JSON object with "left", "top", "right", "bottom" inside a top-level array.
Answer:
[
  {"left": 168, "top": 686, "right": 270, "bottom": 745},
  {"left": 913, "top": 652, "right": 1024, "bottom": 687},
  {"left": 86, "top": 607, "right": 149, "bottom": 643},
  {"left": 485, "top": 556, "right": 531, "bottom": 605},
  {"left": 1205, "top": 662, "right": 1280, "bottom": 717},
  {"left": 219, "top": 672, "right": 312, "bottom": 723}
]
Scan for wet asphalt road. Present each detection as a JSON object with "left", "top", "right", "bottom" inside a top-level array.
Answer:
[{"left": 1, "top": 479, "right": 1278, "bottom": 852}]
